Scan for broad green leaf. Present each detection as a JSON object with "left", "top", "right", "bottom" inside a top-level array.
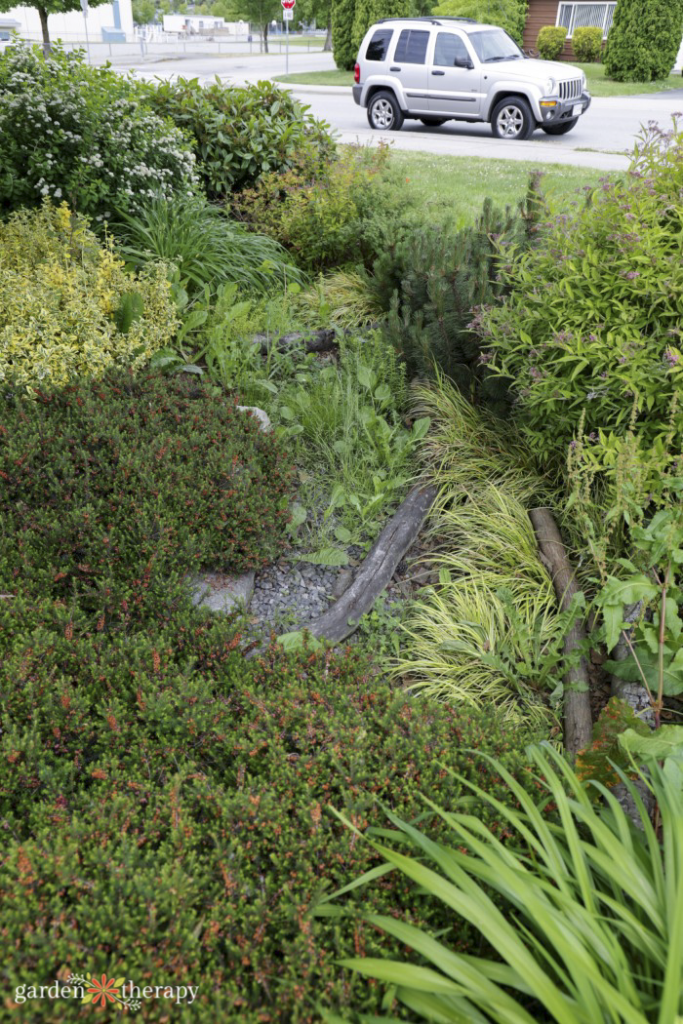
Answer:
[{"left": 619, "top": 725, "right": 683, "bottom": 761}]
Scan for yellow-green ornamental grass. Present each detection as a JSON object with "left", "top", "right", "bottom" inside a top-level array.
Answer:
[{"left": 0, "top": 202, "right": 178, "bottom": 389}]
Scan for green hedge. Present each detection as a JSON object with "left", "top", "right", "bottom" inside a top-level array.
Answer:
[
  {"left": 536, "top": 24, "right": 567, "bottom": 60},
  {"left": 0, "top": 607, "right": 543, "bottom": 1021}
]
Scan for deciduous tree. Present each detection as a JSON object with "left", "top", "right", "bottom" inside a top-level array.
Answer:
[{"left": 0, "top": 0, "right": 109, "bottom": 54}]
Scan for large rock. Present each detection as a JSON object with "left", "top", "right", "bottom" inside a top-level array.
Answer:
[
  {"left": 236, "top": 405, "right": 271, "bottom": 432},
  {"left": 190, "top": 570, "right": 255, "bottom": 614}
]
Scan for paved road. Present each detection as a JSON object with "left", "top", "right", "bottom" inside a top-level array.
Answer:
[{"left": 112, "top": 50, "right": 683, "bottom": 171}]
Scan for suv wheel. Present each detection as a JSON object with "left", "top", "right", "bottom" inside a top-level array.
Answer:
[
  {"left": 542, "top": 118, "right": 578, "bottom": 135},
  {"left": 367, "top": 90, "right": 404, "bottom": 131},
  {"left": 490, "top": 96, "right": 534, "bottom": 140}
]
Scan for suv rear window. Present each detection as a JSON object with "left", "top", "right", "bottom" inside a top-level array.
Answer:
[
  {"left": 394, "top": 29, "right": 429, "bottom": 65},
  {"left": 365, "top": 28, "right": 393, "bottom": 61}
]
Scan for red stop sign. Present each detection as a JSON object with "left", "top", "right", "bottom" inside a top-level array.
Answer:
[{"left": 281, "top": 0, "right": 295, "bottom": 8}]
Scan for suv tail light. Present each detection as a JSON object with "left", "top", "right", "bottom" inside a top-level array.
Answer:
[{"left": 354, "top": 62, "right": 360, "bottom": 84}]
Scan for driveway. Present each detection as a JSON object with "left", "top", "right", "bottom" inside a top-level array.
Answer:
[{"left": 111, "top": 50, "right": 683, "bottom": 172}]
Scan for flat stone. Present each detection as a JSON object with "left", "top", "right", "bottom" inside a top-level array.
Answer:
[
  {"left": 190, "top": 570, "right": 255, "bottom": 614},
  {"left": 236, "top": 405, "right": 271, "bottom": 432}
]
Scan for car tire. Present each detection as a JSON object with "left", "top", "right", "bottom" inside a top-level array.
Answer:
[
  {"left": 541, "top": 118, "right": 579, "bottom": 135},
  {"left": 490, "top": 96, "right": 535, "bottom": 140},
  {"left": 367, "top": 90, "right": 404, "bottom": 131},
  {"left": 419, "top": 117, "right": 448, "bottom": 126}
]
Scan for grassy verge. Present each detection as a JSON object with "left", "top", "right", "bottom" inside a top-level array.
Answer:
[
  {"left": 383, "top": 149, "right": 611, "bottom": 226},
  {"left": 275, "top": 64, "right": 683, "bottom": 96},
  {"left": 275, "top": 69, "right": 353, "bottom": 86},
  {"left": 578, "top": 62, "right": 683, "bottom": 97}
]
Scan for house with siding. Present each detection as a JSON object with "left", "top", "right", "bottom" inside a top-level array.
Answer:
[{"left": 522, "top": 0, "right": 683, "bottom": 69}]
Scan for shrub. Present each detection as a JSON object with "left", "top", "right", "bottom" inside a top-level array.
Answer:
[
  {"left": 571, "top": 25, "right": 603, "bottom": 62},
  {"left": 233, "top": 145, "right": 408, "bottom": 273},
  {"left": 0, "top": 203, "right": 178, "bottom": 389},
  {"left": 477, "top": 124, "right": 683, "bottom": 476},
  {"left": 604, "top": 0, "right": 683, "bottom": 82},
  {"left": 113, "top": 193, "right": 299, "bottom": 298},
  {"left": 330, "top": 746, "right": 683, "bottom": 1024},
  {"left": 374, "top": 178, "right": 545, "bottom": 414},
  {"left": 0, "top": 43, "right": 198, "bottom": 220},
  {"left": 536, "top": 24, "right": 568, "bottom": 60},
  {"left": 0, "top": 371, "right": 294, "bottom": 625},
  {"left": 147, "top": 77, "right": 336, "bottom": 199},
  {"left": 0, "top": 623, "right": 543, "bottom": 1022}
]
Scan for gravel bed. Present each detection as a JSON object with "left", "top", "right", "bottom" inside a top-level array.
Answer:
[{"left": 249, "top": 559, "right": 342, "bottom": 629}]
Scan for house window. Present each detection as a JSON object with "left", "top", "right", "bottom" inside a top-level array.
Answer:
[{"left": 557, "top": 2, "right": 617, "bottom": 39}]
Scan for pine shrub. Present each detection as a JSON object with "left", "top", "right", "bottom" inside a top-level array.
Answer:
[
  {"left": 0, "top": 618, "right": 542, "bottom": 1022},
  {"left": 604, "top": 0, "right": 683, "bottom": 82},
  {"left": 374, "top": 179, "right": 545, "bottom": 414},
  {"left": 0, "top": 371, "right": 294, "bottom": 626}
]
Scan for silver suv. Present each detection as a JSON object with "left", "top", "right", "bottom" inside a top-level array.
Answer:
[{"left": 352, "top": 17, "right": 591, "bottom": 140}]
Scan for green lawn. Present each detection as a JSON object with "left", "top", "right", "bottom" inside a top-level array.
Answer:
[
  {"left": 384, "top": 150, "right": 611, "bottom": 227},
  {"left": 578, "top": 62, "right": 683, "bottom": 97},
  {"left": 275, "top": 69, "right": 354, "bottom": 86},
  {"left": 275, "top": 63, "right": 683, "bottom": 96}
]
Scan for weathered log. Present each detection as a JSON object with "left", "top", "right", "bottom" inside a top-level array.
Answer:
[
  {"left": 256, "top": 328, "right": 338, "bottom": 356},
  {"left": 308, "top": 483, "right": 438, "bottom": 643},
  {"left": 529, "top": 507, "right": 593, "bottom": 755}
]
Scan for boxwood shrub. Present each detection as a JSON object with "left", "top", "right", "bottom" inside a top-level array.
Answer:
[
  {"left": 0, "top": 611, "right": 544, "bottom": 1022},
  {"left": 0, "top": 371, "right": 293, "bottom": 625}
]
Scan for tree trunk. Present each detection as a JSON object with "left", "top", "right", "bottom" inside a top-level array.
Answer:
[
  {"left": 529, "top": 507, "right": 593, "bottom": 756},
  {"left": 38, "top": 5, "right": 51, "bottom": 56},
  {"left": 263, "top": 20, "right": 268, "bottom": 53},
  {"left": 323, "top": 15, "right": 332, "bottom": 51}
]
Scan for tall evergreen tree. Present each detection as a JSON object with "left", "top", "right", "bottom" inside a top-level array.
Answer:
[
  {"left": 332, "top": 0, "right": 357, "bottom": 68},
  {"left": 351, "top": 0, "right": 411, "bottom": 58},
  {"left": 604, "top": 0, "right": 683, "bottom": 82}
]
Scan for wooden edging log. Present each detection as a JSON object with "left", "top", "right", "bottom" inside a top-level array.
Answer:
[
  {"left": 529, "top": 507, "right": 593, "bottom": 756},
  {"left": 256, "top": 328, "right": 338, "bottom": 356},
  {"left": 307, "top": 483, "right": 438, "bottom": 644}
]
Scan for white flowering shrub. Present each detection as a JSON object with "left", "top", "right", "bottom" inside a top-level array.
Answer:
[{"left": 0, "top": 44, "right": 199, "bottom": 221}]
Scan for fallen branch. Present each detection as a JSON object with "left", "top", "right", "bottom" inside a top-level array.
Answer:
[
  {"left": 529, "top": 507, "right": 593, "bottom": 755},
  {"left": 256, "top": 328, "right": 338, "bottom": 356},
  {"left": 308, "top": 483, "right": 437, "bottom": 644}
]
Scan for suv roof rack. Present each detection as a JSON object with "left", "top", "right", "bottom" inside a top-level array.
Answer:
[{"left": 376, "top": 16, "right": 478, "bottom": 24}]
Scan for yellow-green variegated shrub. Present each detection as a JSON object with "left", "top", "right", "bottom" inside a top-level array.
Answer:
[{"left": 0, "top": 202, "right": 178, "bottom": 389}]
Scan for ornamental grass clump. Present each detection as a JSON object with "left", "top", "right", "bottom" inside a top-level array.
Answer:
[
  {"left": 395, "top": 377, "right": 568, "bottom": 729},
  {"left": 0, "top": 202, "right": 178, "bottom": 389},
  {"left": 0, "top": 370, "right": 294, "bottom": 626}
]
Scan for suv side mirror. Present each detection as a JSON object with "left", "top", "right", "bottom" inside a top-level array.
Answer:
[{"left": 455, "top": 57, "right": 474, "bottom": 69}]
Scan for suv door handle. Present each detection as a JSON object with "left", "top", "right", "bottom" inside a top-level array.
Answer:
[
  {"left": 390, "top": 66, "right": 401, "bottom": 71},
  {"left": 431, "top": 70, "right": 445, "bottom": 76}
]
